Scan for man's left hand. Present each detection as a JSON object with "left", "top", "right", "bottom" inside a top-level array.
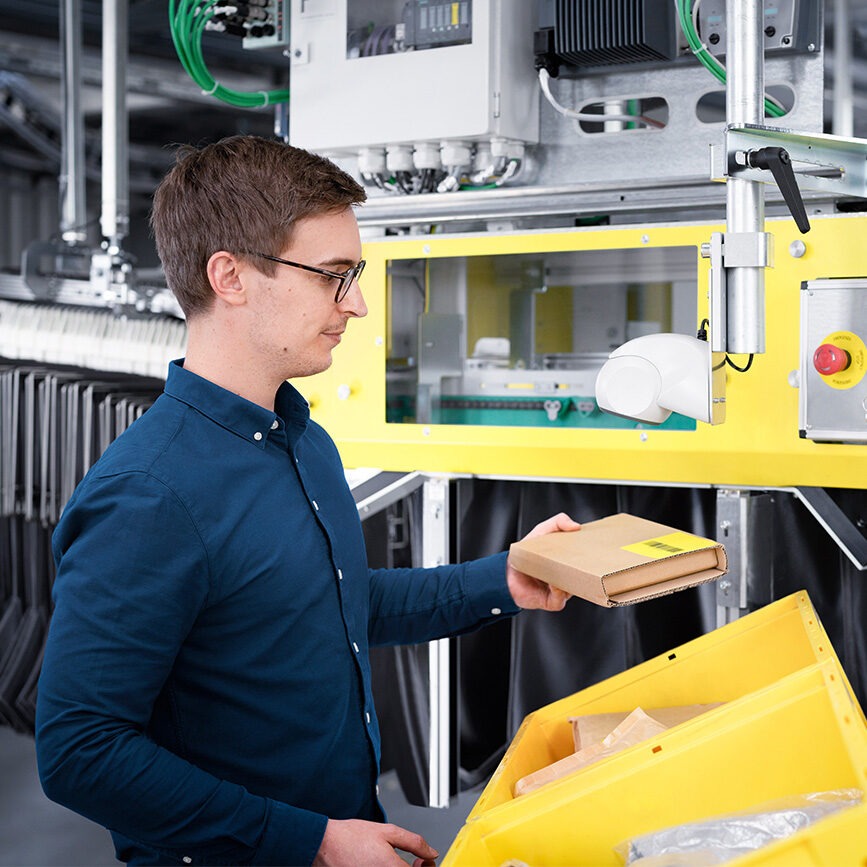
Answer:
[{"left": 506, "top": 512, "right": 581, "bottom": 610}]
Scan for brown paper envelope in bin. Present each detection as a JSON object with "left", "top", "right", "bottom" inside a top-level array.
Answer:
[
  {"left": 514, "top": 707, "right": 669, "bottom": 796},
  {"left": 569, "top": 703, "right": 723, "bottom": 751}
]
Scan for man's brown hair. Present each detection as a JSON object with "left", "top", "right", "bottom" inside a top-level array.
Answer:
[{"left": 150, "top": 135, "right": 366, "bottom": 317}]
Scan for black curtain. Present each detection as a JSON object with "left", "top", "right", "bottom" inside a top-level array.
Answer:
[{"left": 367, "top": 480, "right": 867, "bottom": 805}]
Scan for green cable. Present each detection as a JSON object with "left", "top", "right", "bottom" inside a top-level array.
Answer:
[
  {"left": 677, "top": 0, "right": 785, "bottom": 118},
  {"left": 169, "top": 0, "right": 289, "bottom": 109}
]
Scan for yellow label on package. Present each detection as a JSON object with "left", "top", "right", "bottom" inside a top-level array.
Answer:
[{"left": 622, "top": 532, "right": 714, "bottom": 559}]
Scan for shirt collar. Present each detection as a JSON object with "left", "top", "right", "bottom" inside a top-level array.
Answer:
[{"left": 164, "top": 359, "right": 310, "bottom": 449}]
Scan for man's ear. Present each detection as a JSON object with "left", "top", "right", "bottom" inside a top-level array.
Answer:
[{"left": 206, "top": 251, "right": 248, "bottom": 307}]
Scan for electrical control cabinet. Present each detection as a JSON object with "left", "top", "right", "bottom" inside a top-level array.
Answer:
[
  {"left": 800, "top": 278, "right": 867, "bottom": 443},
  {"left": 288, "top": 0, "right": 539, "bottom": 153}
]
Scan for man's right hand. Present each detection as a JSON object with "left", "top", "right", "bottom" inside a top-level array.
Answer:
[{"left": 313, "top": 818, "right": 439, "bottom": 866}]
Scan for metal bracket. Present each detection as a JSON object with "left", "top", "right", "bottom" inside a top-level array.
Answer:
[
  {"left": 90, "top": 249, "right": 137, "bottom": 311},
  {"left": 715, "top": 489, "right": 775, "bottom": 626},
  {"left": 349, "top": 470, "right": 426, "bottom": 520},
  {"left": 700, "top": 231, "right": 773, "bottom": 353},
  {"left": 713, "top": 124, "right": 867, "bottom": 201}
]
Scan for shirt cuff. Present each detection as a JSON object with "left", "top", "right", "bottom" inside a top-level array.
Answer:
[
  {"left": 253, "top": 800, "right": 328, "bottom": 866},
  {"left": 462, "top": 551, "right": 521, "bottom": 620}
]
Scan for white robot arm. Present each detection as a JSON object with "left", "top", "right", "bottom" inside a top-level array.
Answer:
[{"left": 595, "top": 333, "right": 726, "bottom": 425}]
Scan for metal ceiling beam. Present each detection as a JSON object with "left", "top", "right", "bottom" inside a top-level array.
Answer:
[
  {"left": 0, "top": 30, "right": 275, "bottom": 108},
  {"left": 354, "top": 176, "right": 841, "bottom": 230}
]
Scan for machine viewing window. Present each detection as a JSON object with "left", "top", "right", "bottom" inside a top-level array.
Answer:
[
  {"left": 386, "top": 246, "right": 699, "bottom": 430},
  {"left": 347, "top": 0, "right": 472, "bottom": 58}
]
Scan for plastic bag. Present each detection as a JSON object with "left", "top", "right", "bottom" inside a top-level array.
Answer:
[{"left": 616, "top": 789, "right": 863, "bottom": 866}]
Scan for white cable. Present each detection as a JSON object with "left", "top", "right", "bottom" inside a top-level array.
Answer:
[
  {"left": 692, "top": 0, "right": 702, "bottom": 43},
  {"left": 538, "top": 69, "right": 664, "bottom": 128}
]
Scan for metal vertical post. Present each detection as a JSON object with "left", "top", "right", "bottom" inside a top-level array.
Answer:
[
  {"left": 274, "top": 102, "right": 290, "bottom": 142},
  {"left": 101, "top": 0, "right": 129, "bottom": 249},
  {"left": 833, "top": 0, "right": 854, "bottom": 138},
  {"left": 60, "top": 0, "right": 87, "bottom": 244},
  {"left": 422, "top": 476, "right": 451, "bottom": 808},
  {"left": 726, "top": 0, "right": 765, "bottom": 354}
]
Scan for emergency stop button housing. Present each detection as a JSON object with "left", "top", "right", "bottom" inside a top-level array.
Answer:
[
  {"left": 813, "top": 343, "right": 851, "bottom": 376},
  {"left": 800, "top": 279, "right": 867, "bottom": 443}
]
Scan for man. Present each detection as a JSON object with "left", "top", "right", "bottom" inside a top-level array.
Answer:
[{"left": 35, "top": 135, "right": 579, "bottom": 866}]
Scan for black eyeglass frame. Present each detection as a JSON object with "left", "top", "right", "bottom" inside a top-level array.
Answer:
[{"left": 253, "top": 252, "right": 366, "bottom": 303}]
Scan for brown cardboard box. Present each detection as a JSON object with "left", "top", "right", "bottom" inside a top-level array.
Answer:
[{"left": 509, "top": 513, "right": 727, "bottom": 607}]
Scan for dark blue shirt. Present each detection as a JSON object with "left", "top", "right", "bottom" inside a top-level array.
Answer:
[{"left": 35, "top": 360, "right": 517, "bottom": 866}]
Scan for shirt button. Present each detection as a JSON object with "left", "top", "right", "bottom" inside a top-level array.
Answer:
[
  {"left": 253, "top": 431, "right": 263, "bottom": 441},
  {"left": 353, "top": 641, "right": 360, "bottom": 653},
  {"left": 312, "top": 500, "right": 319, "bottom": 511},
  {"left": 366, "top": 712, "right": 371, "bottom": 724},
  {"left": 491, "top": 607, "right": 502, "bottom": 616},
  {"left": 182, "top": 858, "right": 192, "bottom": 865},
  {"left": 337, "top": 568, "right": 343, "bottom": 580},
  {"left": 271, "top": 419, "right": 279, "bottom": 430}
]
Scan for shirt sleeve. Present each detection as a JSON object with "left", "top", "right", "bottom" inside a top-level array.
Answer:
[
  {"left": 35, "top": 470, "right": 328, "bottom": 867},
  {"left": 367, "top": 551, "right": 520, "bottom": 647}
]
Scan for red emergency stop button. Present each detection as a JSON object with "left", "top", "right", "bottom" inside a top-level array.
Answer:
[{"left": 813, "top": 343, "right": 851, "bottom": 375}]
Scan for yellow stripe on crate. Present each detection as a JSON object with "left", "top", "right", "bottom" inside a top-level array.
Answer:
[
  {"left": 622, "top": 531, "right": 714, "bottom": 559},
  {"left": 451, "top": 3, "right": 459, "bottom": 25}
]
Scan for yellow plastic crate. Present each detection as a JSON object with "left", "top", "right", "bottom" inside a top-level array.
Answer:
[
  {"left": 468, "top": 591, "right": 864, "bottom": 820},
  {"left": 443, "top": 660, "right": 867, "bottom": 866},
  {"left": 731, "top": 800, "right": 867, "bottom": 866}
]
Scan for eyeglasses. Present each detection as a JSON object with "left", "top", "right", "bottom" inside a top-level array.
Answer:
[{"left": 253, "top": 252, "right": 366, "bottom": 303}]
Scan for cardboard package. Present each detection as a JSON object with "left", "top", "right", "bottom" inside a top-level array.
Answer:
[
  {"left": 509, "top": 513, "right": 727, "bottom": 607},
  {"left": 514, "top": 708, "right": 668, "bottom": 796},
  {"left": 569, "top": 703, "right": 722, "bottom": 751},
  {"left": 515, "top": 704, "right": 725, "bottom": 797}
]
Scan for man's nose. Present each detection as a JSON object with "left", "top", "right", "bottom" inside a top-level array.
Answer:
[{"left": 339, "top": 277, "right": 368, "bottom": 318}]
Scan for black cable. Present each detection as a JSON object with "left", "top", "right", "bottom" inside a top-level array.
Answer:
[
  {"left": 725, "top": 354, "right": 754, "bottom": 373},
  {"left": 697, "top": 319, "right": 753, "bottom": 372}
]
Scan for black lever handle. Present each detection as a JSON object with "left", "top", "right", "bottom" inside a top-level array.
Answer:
[{"left": 746, "top": 146, "right": 811, "bottom": 234}]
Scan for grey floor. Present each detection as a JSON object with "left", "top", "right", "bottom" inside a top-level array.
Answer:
[
  {"left": 0, "top": 726, "right": 475, "bottom": 866},
  {"left": 0, "top": 727, "right": 116, "bottom": 866}
]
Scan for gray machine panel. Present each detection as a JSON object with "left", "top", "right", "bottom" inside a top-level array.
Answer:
[{"left": 800, "top": 278, "right": 867, "bottom": 443}]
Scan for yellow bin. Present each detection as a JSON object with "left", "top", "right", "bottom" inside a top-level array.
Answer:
[
  {"left": 442, "top": 592, "right": 867, "bottom": 867},
  {"left": 732, "top": 800, "right": 867, "bottom": 866},
  {"left": 468, "top": 591, "right": 864, "bottom": 820}
]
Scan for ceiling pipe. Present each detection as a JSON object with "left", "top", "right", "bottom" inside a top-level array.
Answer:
[
  {"left": 59, "top": 0, "right": 87, "bottom": 244},
  {"left": 101, "top": 0, "right": 129, "bottom": 250}
]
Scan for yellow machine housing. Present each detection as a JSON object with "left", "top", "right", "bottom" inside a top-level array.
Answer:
[{"left": 301, "top": 213, "right": 867, "bottom": 490}]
